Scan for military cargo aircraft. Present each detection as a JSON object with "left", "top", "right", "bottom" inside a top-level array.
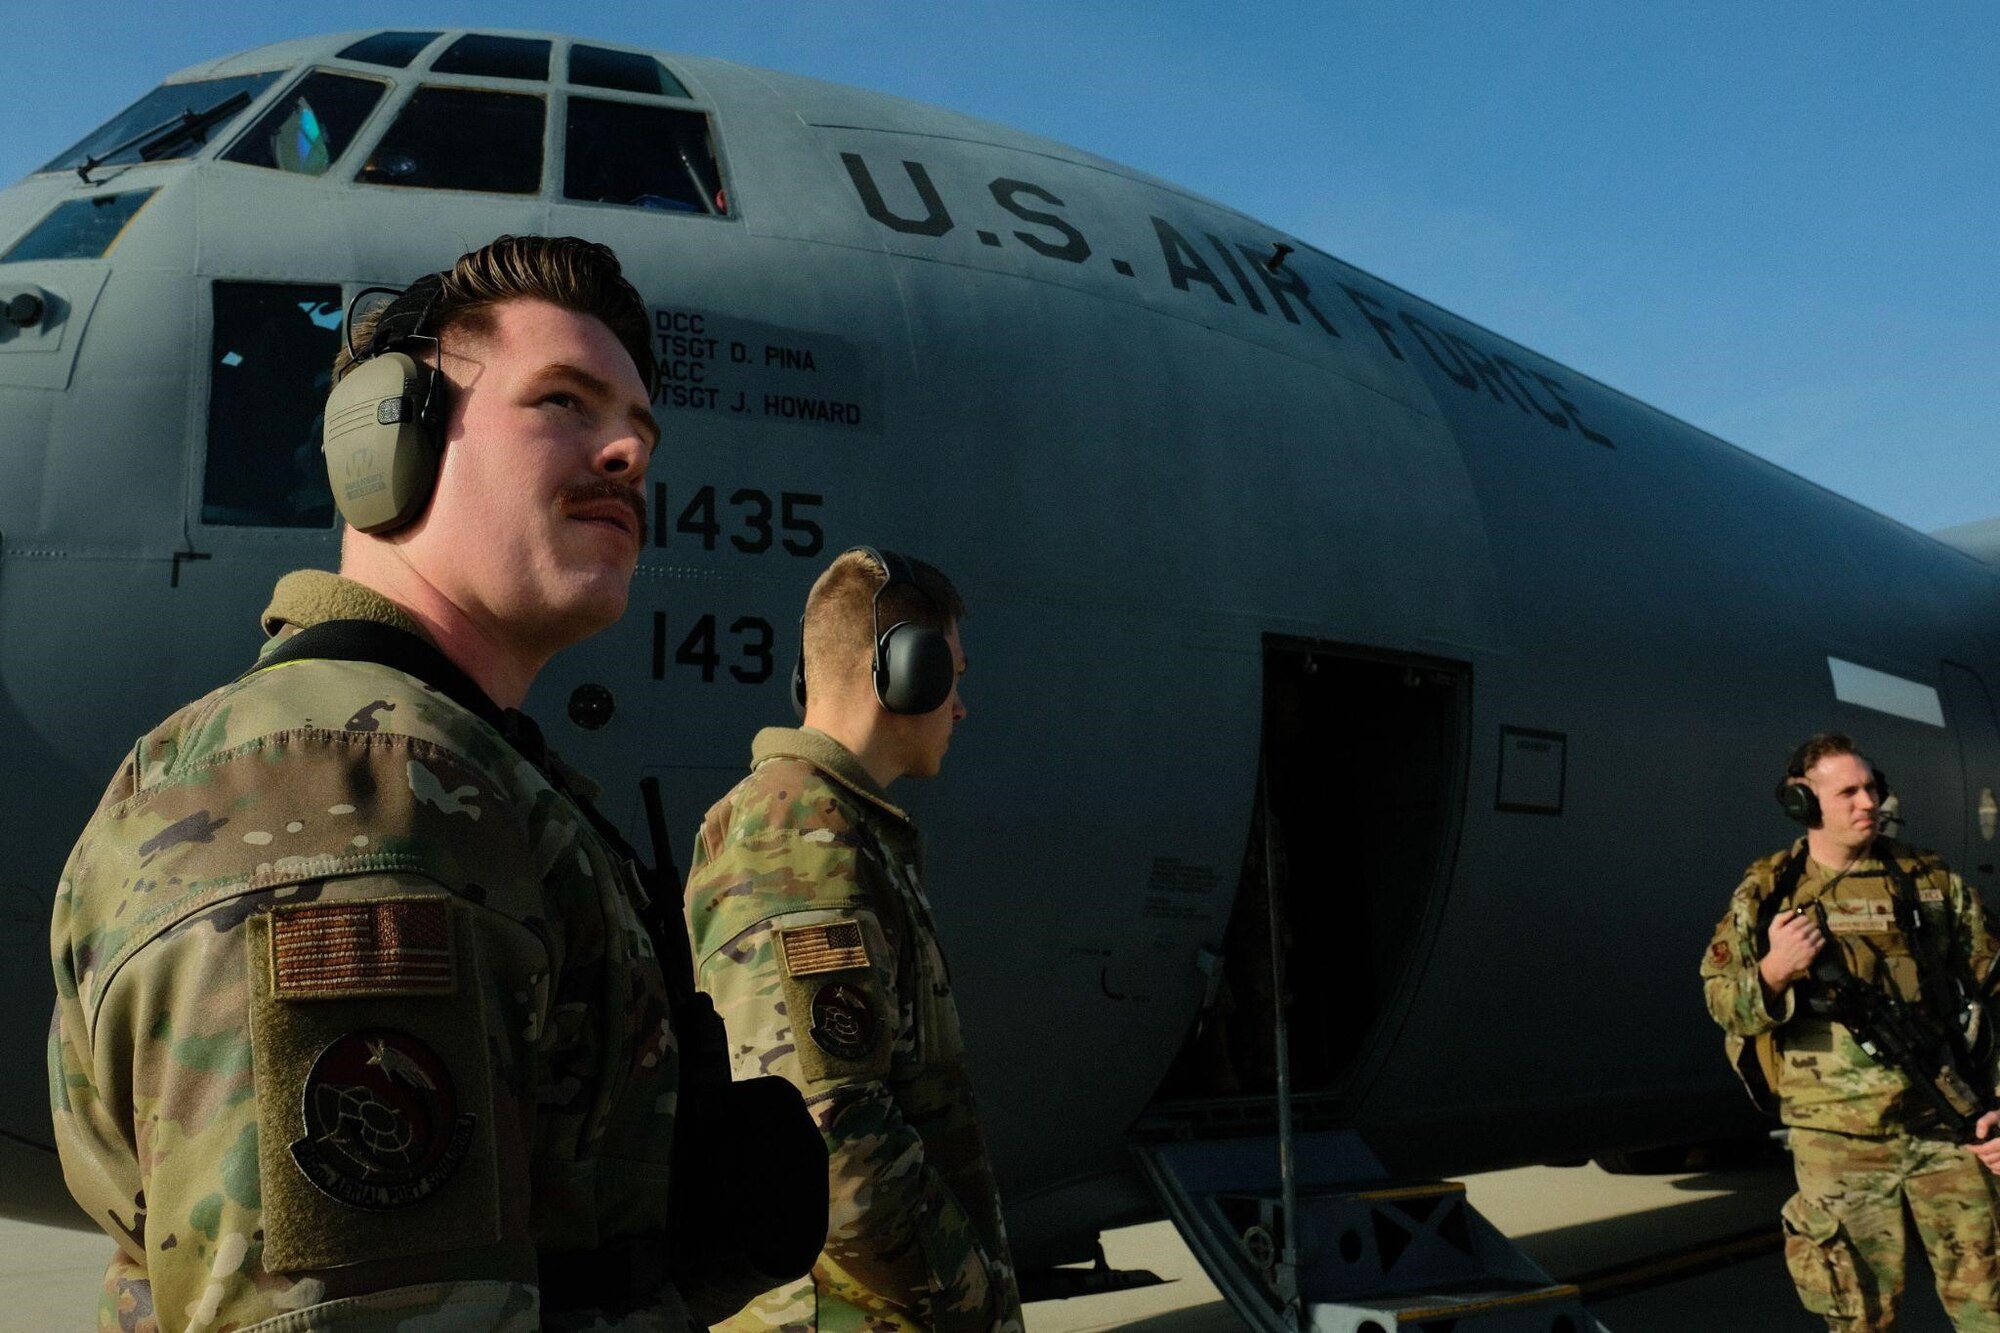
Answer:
[{"left": 5, "top": 29, "right": 1998, "bottom": 1330}]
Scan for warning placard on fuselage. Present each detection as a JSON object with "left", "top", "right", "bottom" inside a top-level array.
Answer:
[{"left": 652, "top": 308, "right": 881, "bottom": 433}]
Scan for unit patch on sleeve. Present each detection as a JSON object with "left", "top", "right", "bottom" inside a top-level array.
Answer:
[
  {"left": 779, "top": 920, "right": 871, "bottom": 977},
  {"left": 292, "top": 1028, "right": 474, "bottom": 1210},
  {"left": 808, "top": 981, "right": 879, "bottom": 1061},
  {"left": 271, "top": 898, "right": 456, "bottom": 998},
  {"left": 247, "top": 901, "right": 499, "bottom": 1271}
]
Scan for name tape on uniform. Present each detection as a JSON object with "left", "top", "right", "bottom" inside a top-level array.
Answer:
[{"left": 1823, "top": 900, "right": 1897, "bottom": 935}]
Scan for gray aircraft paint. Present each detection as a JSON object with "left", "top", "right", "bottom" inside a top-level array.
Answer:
[{"left": 3, "top": 29, "right": 1999, "bottom": 1272}]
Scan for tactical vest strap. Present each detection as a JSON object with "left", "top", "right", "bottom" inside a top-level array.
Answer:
[
  {"left": 255, "top": 618, "right": 506, "bottom": 726},
  {"left": 1722, "top": 847, "right": 1810, "bottom": 1118},
  {"left": 1876, "top": 844, "right": 1969, "bottom": 1042},
  {"left": 1755, "top": 843, "right": 1812, "bottom": 949}
]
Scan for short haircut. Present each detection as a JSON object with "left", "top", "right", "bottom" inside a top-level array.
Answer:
[
  {"left": 1787, "top": 732, "right": 1865, "bottom": 780},
  {"left": 333, "top": 234, "right": 654, "bottom": 391},
  {"left": 803, "top": 549, "right": 964, "bottom": 703}
]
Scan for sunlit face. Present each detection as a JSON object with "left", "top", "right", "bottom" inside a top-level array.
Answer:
[
  {"left": 1805, "top": 751, "right": 1881, "bottom": 854},
  {"left": 404, "top": 298, "right": 657, "bottom": 653},
  {"left": 902, "top": 622, "right": 967, "bottom": 779}
]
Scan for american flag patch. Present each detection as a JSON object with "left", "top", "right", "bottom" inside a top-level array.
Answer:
[
  {"left": 779, "top": 921, "right": 870, "bottom": 976},
  {"left": 271, "top": 900, "right": 456, "bottom": 999}
]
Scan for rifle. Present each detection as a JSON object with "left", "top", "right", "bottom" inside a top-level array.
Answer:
[
  {"left": 636, "top": 777, "right": 829, "bottom": 1319},
  {"left": 1804, "top": 900, "right": 1996, "bottom": 1142}
]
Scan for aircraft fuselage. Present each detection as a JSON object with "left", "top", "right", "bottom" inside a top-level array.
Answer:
[{"left": 3, "top": 31, "right": 1997, "bottom": 1271}]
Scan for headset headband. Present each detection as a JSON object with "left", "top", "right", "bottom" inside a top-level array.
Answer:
[
  {"left": 340, "top": 271, "right": 447, "bottom": 376},
  {"left": 858, "top": 545, "right": 935, "bottom": 635},
  {"left": 790, "top": 547, "right": 953, "bottom": 718}
]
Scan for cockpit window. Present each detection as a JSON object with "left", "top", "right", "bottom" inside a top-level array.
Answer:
[
  {"left": 1, "top": 191, "right": 157, "bottom": 263},
  {"left": 569, "top": 46, "right": 692, "bottom": 98},
  {"left": 336, "top": 31, "right": 442, "bottom": 69},
  {"left": 203, "top": 282, "right": 341, "bottom": 528},
  {"left": 358, "top": 87, "right": 544, "bottom": 194},
  {"left": 565, "top": 98, "right": 726, "bottom": 215},
  {"left": 430, "top": 34, "right": 551, "bottom": 81},
  {"left": 224, "top": 72, "right": 389, "bottom": 176},
  {"left": 41, "top": 72, "right": 282, "bottom": 175}
]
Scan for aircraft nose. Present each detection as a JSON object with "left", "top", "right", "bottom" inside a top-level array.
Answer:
[{"left": 0, "top": 261, "right": 114, "bottom": 544}]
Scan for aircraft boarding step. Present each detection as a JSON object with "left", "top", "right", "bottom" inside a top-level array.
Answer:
[{"left": 1132, "top": 1130, "right": 1608, "bottom": 1333}]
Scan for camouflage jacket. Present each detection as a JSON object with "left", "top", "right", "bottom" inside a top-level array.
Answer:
[
  {"left": 683, "top": 727, "right": 1022, "bottom": 1333},
  {"left": 49, "top": 571, "right": 692, "bottom": 1332},
  {"left": 1701, "top": 835, "right": 1999, "bottom": 1135}
]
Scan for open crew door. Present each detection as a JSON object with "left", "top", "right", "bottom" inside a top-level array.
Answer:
[
  {"left": 1146, "top": 637, "right": 1469, "bottom": 1126},
  {"left": 1132, "top": 641, "right": 1596, "bottom": 1331}
]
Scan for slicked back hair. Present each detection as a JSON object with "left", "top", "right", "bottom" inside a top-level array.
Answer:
[
  {"left": 803, "top": 549, "right": 965, "bottom": 705},
  {"left": 333, "top": 234, "right": 655, "bottom": 392}
]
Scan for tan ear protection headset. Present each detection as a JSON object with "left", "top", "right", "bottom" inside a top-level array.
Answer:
[{"left": 322, "top": 273, "right": 449, "bottom": 534}]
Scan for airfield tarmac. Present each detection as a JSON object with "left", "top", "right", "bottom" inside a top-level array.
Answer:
[
  {"left": 1023, "top": 1157, "right": 1956, "bottom": 1333},
  {"left": 0, "top": 1159, "right": 1957, "bottom": 1331}
]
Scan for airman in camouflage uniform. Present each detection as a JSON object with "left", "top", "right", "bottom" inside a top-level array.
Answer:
[
  {"left": 1703, "top": 734, "right": 2000, "bottom": 1330},
  {"left": 683, "top": 550, "right": 1022, "bottom": 1332},
  {"left": 49, "top": 237, "right": 705, "bottom": 1331}
]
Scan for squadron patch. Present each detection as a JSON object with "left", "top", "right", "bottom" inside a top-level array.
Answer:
[
  {"left": 780, "top": 921, "right": 870, "bottom": 977},
  {"left": 1710, "top": 940, "right": 1732, "bottom": 968},
  {"left": 808, "top": 981, "right": 878, "bottom": 1061},
  {"left": 291, "top": 1028, "right": 474, "bottom": 1210}
]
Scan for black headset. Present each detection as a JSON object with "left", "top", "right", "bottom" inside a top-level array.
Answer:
[
  {"left": 791, "top": 547, "right": 956, "bottom": 718},
  {"left": 1775, "top": 739, "right": 1890, "bottom": 828},
  {"left": 321, "top": 274, "right": 449, "bottom": 534}
]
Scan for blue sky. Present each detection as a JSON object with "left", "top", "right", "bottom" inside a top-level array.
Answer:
[{"left": 3, "top": 1, "right": 1994, "bottom": 532}]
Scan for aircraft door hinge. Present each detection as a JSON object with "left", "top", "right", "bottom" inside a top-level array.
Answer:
[
  {"left": 1195, "top": 945, "right": 1227, "bottom": 1011},
  {"left": 170, "top": 548, "right": 212, "bottom": 587}
]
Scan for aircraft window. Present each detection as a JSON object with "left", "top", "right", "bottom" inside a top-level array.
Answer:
[
  {"left": 223, "top": 72, "right": 389, "bottom": 176},
  {"left": 430, "top": 34, "right": 551, "bottom": 81},
  {"left": 358, "top": 88, "right": 544, "bottom": 194},
  {"left": 41, "top": 72, "right": 282, "bottom": 174},
  {"left": 565, "top": 98, "right": 726, "bottom": 215},
  {"left": 569, "top": 45, "right": 692, "bottom": 98},
  {"left": 1, "top": 190, "right": 157, "bottom": 263},
  {"left": 336, "top": 31, "right": 443, "bottom": 69},
  {"left": 203, "top": 282, "right": 341, "bottom": 528}
]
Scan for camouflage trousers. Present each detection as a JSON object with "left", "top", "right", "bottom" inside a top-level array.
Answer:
[{"left": 1782, "top": 1126, "right": 2000, "bottom": 1331}]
